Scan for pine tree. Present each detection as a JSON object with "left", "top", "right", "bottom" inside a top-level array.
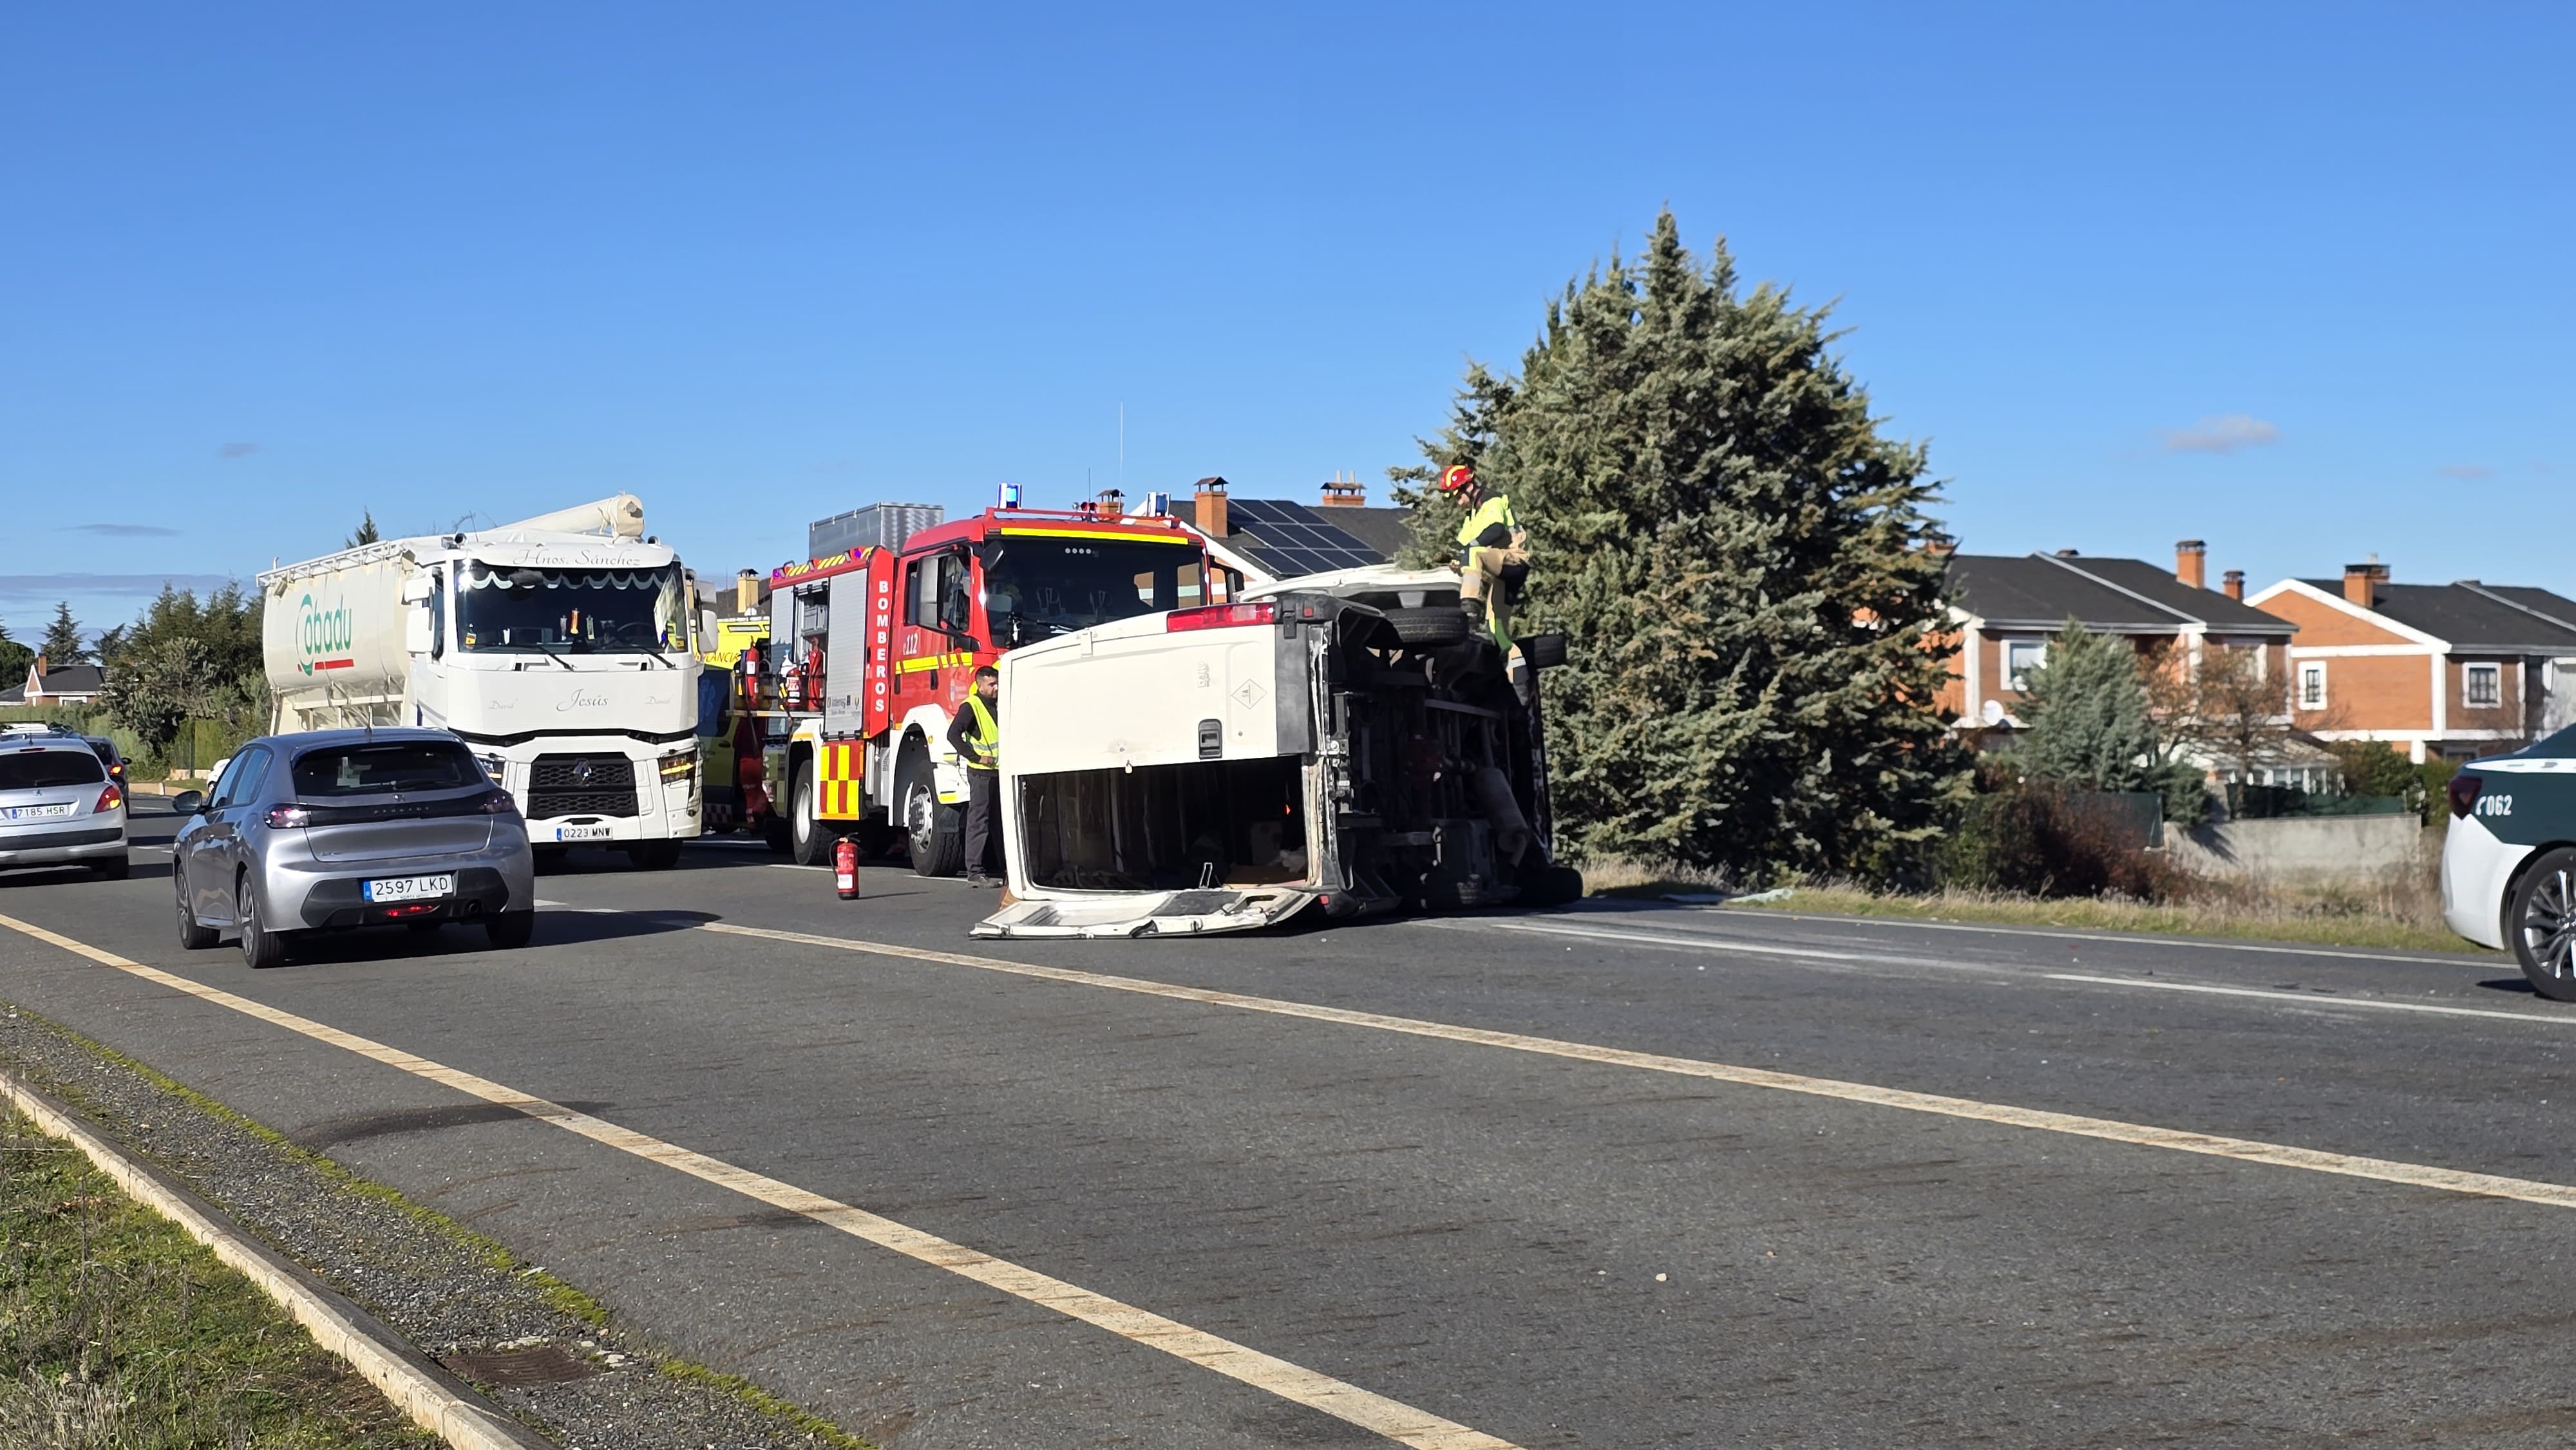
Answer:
[
  {"left": 1401, "top": 212, "right": 1966, "bottom": 880},
  {"left": 346, "top": 510, "right": 380, "bottom": 547},
  {"left": 38, "top": 601, "right": 88, "bottom": 666},
  {"left": 0, "top": 610, "right": 28, "bottom": 688},
  {"left": 2016, "top": 621, "right": 2158, "bottom": 790}
]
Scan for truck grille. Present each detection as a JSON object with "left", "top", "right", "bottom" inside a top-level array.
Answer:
[{"left": 527, "top": 754, "right": 638, "bottom": 819}]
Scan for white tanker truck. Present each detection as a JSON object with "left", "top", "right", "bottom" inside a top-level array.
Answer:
[{"left": 257, "top": 495, "right": 705, "bottom": 868}]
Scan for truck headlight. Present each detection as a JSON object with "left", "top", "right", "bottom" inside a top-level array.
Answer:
[
  {"left": 659, "top": 749, "right": 697, "bottom": 783},
  {"left": 474, "top": 753, "right": 508, "bottom": 782}
]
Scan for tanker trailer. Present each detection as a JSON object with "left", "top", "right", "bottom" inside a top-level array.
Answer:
[{"left": 258, "top": 494, "right": 704, "bottom": 869}]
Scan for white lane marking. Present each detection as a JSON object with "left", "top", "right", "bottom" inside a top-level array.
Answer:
[
  {"left": 1428, "top": 917, "right": 1960, "bottom": 972},
  {"left": 1435, "top": 918, "right": 2576, "bottom": 1027},
  {"left": 0, "top": 912, "right": 1513, "bottom": 1450},
  {"left": 1669, "top": 905, "right": 2487, "bottom": 966},
  {"left": 2047, "top": 972, "right": 2576, "bottom": 1024},
  {"left": 696, "top": 921, "right": 2576, "bottom": 1213}
]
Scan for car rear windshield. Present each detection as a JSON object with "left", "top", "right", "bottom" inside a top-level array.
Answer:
[
  {"left": 290, "top": 741, "right": 482, "bottom": 797},
  {"left": 0, "top": 749, "right": 108, "bottom": 790}
]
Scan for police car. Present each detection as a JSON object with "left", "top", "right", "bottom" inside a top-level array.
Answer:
[{"left": 2443, "top": 728, "right": 2576, "bottom": 996}]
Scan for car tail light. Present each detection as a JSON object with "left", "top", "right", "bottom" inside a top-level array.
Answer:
[
  {"left": 1166, "top": 602, "right": 1278, "bottom": 633},
  {"left": 94, "top": 784, "right": 122, "bottom": 813},
  {"left": 265, "top": 804, "right": 312, "bottom": 829},
  {"left": 2448, "top": 771, "right": 2484, "bottom": 819},
  {"left": 475, "top": 787, "right": 520, "bottom": 816}
]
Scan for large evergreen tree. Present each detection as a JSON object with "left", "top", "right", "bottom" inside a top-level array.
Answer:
[
  {"left": 346, "top": 510, "right": 380, "bottom": 547},
  {"left": 38, "top": 601, "right": 87, "bottom": 666},
  {"left": 1398, "top": 213, "right": 1965, "bottom": 880}
]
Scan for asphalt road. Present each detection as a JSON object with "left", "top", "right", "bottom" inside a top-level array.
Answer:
[{"left": 5, "top": 802, "right": 2574, "bottom": 1447}]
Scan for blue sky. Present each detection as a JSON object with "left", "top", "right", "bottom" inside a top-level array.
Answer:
[{"left": 3, "top": 3, "right": 2567, "bottom": 644}]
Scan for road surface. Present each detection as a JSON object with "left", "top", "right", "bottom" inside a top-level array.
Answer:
[{"left": 1, "top": 802, "right": 2568, "bottom": 1447}]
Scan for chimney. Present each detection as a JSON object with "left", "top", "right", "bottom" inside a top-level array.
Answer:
[
  {"left": 1097, "top": 487, "right": 1125, "bottom": 517},
  {"left": 2343, "top": 558, "right": 2389, "bottom": 608},
  {"left": 1320, "top": 472, "right": 1366, "bottom": 507},
  {"left": 733, "top": 570, "right": 761, "bottom": 616},
  {"left": 2222, "top": 569, "right": 2244, "bottom": 601},
  {"left": 1194, "top": 476, "right": 1229, "bottom": 539},
  {"left": 2175, "top": 539, "right": 2206, "bottom": 590}
]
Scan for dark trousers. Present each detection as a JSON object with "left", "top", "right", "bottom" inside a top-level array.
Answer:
[{"left": 963, "top": 767, "right": 999, "bottom": 878}]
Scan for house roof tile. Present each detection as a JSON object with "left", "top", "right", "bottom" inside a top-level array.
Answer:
[
  {"left": 2293, "top": 580, "right": 2576, "bottom": 652},
  {"left": 1946, "top": 554, "right": 2294, "bottom": 634}
]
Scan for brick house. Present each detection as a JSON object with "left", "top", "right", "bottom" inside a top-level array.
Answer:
[
  {"left": 0, "top": 658, "right": 106, "bottom": 707},
  {"left": 1940, "top": 542, "right": 2309, "bottom": 780},
  {"left": 2246, "top": 563, "right": 2576, "bottom": 764}
]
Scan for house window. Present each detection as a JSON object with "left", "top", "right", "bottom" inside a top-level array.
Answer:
[
  {"left": 2297, "top": 661, "right": 2327, "bottom": 710},
  {"left": 2005, "top": 639, "right": 2046, "bottom": 691},
  {"left": 2465, "top": 663, "right": 2501, "bottom": 709}
]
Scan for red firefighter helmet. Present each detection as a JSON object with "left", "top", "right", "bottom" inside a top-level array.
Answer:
[{"left": 1438, "top": 463, "right": 1476, "bottom": 494}]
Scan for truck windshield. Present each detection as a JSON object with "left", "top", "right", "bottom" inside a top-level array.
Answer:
[
  {"left": 980, "top": 538, "right": 1204, "bottom": 641},
  {"left": 456, "top": 562, "right": 687, "bottom": 654}
]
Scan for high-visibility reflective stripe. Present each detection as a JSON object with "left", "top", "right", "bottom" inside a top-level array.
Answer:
[{"left": 896, "top": 652, "right": 973, "bottom": 674}]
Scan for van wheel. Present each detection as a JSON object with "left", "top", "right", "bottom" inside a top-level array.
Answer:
[
  {"left": 900, "top": 748, "right": 963, "bottom": 878},
  {"left": 790, "top": 758, "right": 833, "bottom": 867},
  {"left": 238, "top": 874, "right": 289, "bottom": 969},
  {"left": 1385, "top": 607, "right": 1470, "bottom": 646},
  {"left": 2512, "top": 847, "right": 2576, "bottom": 1001}
]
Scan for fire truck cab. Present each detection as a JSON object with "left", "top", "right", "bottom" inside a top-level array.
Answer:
[{"left": 753, "top": 504, "right": 1228, "bottom": 874}]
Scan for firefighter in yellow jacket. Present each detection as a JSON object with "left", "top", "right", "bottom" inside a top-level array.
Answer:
[{"left": 1441, "top": 463, "right": 1528, "bottom": 654}]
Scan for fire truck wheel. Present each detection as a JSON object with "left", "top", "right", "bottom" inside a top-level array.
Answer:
[
  {"left": 899, "top": 748, "right": 964, "bottom": 878},
  {"left": 789, "top": 758, "right": 833, "bottom": 867}
]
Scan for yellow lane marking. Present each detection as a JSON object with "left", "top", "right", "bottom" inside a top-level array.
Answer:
[
  {"left": 0, "top": 912, "right": 1515, "bottom": 1450},
  {"left": 696, "top": 921, "right": 2576, "bottom": 1213}
]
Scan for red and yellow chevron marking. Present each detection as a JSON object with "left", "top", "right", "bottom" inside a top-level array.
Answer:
[{"left": 815, "top": 740, "right": 868, "bottom": 820}]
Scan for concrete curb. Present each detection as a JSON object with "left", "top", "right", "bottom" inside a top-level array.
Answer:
[{"left": 0, "top": 1068, "right": 553, "bottom": 1450}]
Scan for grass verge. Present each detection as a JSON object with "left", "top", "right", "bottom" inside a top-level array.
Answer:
[
  {"left": 1582, "top": 859, "right": 2493, "bottom": 955},
  {"left": 0, "top": 1106, "right": 435, "bottom": 1449}
]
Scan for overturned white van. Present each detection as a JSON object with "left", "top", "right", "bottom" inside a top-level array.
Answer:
[{"left": 971, "top": 566, "right": 1580, "bottom": 939}]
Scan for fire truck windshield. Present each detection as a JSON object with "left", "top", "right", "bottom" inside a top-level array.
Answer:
[{"left": 980, "top": 538, "right": 1206, "bottom": 642}]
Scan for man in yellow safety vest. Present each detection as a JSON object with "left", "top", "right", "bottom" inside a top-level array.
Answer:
[
  {"left": 1441, "top": 462, "right": 1529, "bottom": 654},
  {"left": 947, "top": 665, "right": 1003, "bottom": 886}
]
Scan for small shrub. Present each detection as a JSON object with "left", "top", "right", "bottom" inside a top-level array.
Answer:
[{"left": 1940, "top": 776, "right": 2190, "bottom": 902}]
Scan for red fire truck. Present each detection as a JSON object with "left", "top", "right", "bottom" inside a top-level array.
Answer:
[{"left": 743, "top": 501, "right": 1227, "bottom": 872}]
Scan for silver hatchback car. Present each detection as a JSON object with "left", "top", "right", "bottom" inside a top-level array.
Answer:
[
  {"left": 172, "top": 729, "right": 537, "bottom": 967},
  {"left": 0, "top": 727, "right": 128, "bottom": 878}
]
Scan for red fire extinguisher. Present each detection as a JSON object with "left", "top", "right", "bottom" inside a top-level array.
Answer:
[
  {"left": 737, "top": 643, "right": 762, "bottom": 708},
  {"left": 834, "top": 836, "right": 860, "bottom": 900}
]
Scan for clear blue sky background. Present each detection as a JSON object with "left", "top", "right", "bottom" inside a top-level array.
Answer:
[{"left": 3, "top": 3, "right": 2567, "bottom": 645}]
